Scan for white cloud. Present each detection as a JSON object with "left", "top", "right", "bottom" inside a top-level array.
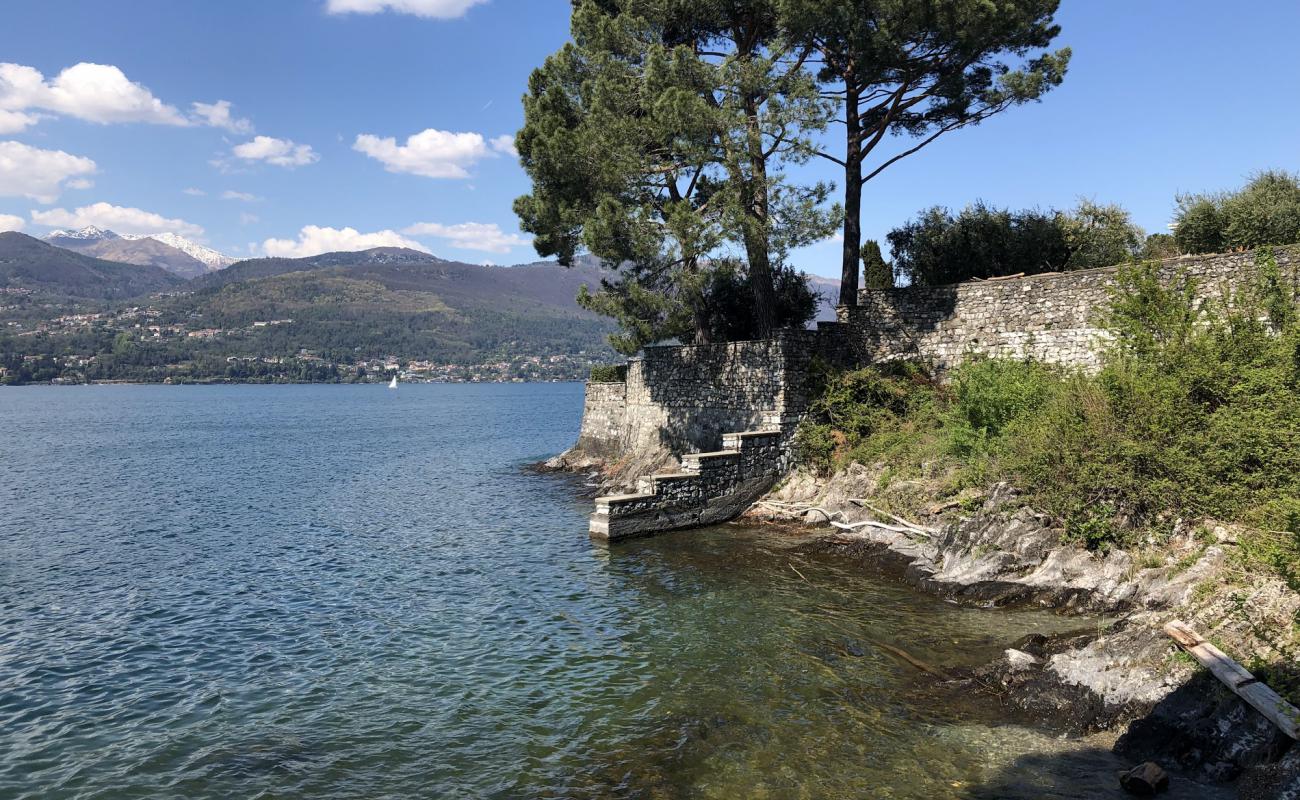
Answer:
[
  {"left": 0, "top": 62, "right": 188, "bottom": 126},
  {"left": 489, "top": 134, "right": 517, "bottom": 157},
  {"left": 0, "top": 140, "right": 97, "bottom": 203},
  {"left": 0, "top": 109, "right": 39, "bottom": 133},
  {"left": 232, "top": 135, "right": 319, "bottom": 167},
  {"left": 183, "top": 187, "right": 207, "bottom": 196},
  {"left": 221, "top": 190, "right": 261, "bottom": 202},
  {"left": 325, "top": 0, "right": 486, "bottom": 19},
  {"left": 191, "top": 100, "right": 253, "bottom": 134},
  {"left": 353, "top": 128, "right": 491, "bottom": 179},
  {"left": 0, "top": 63, "right": 257, "bottom": 134},
  {"left": 31, "top": 202, "right": 203, "bottom": 237},
  {"left": 239, "top": 212, "right": 260, "bottom": 225},
  {"left": 402, "top": 221, "right": 530, "bottom": 253},
  {"left": 0, "top": 213, "right": 24, "bottom": 232},
  {"left": 261, "top": 225, "right": 429, "bottom": 258},
  {"left": 66, "top": 178, "right": 94, "bottom": 190}
]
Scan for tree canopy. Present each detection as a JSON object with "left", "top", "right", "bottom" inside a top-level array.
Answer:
[
  {"left": 514, "top": 0, "right": 833, "bottom": 353},
  {"left": 779, "top": 0, "right": 1071, "bottom": 303},
  {"left": 888, "top": 200, "right": 1144, "bottom": 285},
  {"left": 1174, "top": 170, "right": 1300, "bottom": 254},
  {"left": 515, "top": 0, "right": 1071, "bottom": 350}
]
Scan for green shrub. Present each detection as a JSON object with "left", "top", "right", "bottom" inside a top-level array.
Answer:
[
  {"left": 945, "top": 357, "right": 1056, "bottom": 456},
  {"left": 589, "top": 363, "right": 627, "bottom": 382},
  {"left": 795, "top": 250, "right": 1300, "bottom": 561},
  {"left": 1174, "top": 170, "right": 1300, "bottom": 254},
  {"left": 794, "top": 361, "right": 939, "bottom": 475}
]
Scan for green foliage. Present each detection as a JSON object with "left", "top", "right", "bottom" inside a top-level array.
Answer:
[
  {"left": 1008, "top": 251, "right": 1300, "bottom": 545},
  {"left": 888, "top": 202, "right": 1069, "bottom": 285},
  {"left": 1097, "top": 260, "right": 1202, "bottom": 364},
  {"left": 945, "top": 358, "right": 1055, "bottom": 456},
  {"left": 794, "top": 360, "right": 939, "bottom": 475},
  {"left": 888, "top": 199, "right": 1145, "bottom": 285},
  {"left": 1173, "top": 195, "right": 1225, "bottom": 254},
  {"left": 797, "top": 249, "right": 1300, "bottom": 562},
  {"left": 780, "top": 0, "right": 1071, "bottom": 297},
  {"left": 696, "top": 261, "right": 819, "bottom": 343},
  {"left": 1175, "top": 170, "right": 1300, "bottom": 254},
  {"left": 589, "top": 363, "right": 628, "bottom": 383},
  {"left": 860, "top": 240, "right": 893, "bottom": 289},
  {"left": 515, "top": 0, "right": 835, "bottom": 350},
  {"left": 1139, "top": 233, "right": 1180, "bottom": 260},
  {"left": 1059, "top": 199, "right": 1145, "bottom": 270}
]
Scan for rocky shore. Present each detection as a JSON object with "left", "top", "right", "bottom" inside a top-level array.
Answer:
[{"left": 748, "top": 464, "right": 1300, "bottom": 799}]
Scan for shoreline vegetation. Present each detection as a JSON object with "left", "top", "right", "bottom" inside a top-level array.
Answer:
[{"left": 789, "top": 248, "right": 1300, "bottom": 694}]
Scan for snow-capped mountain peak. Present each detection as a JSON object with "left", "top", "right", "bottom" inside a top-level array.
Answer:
[
  {"left": 122, "top": 232, "right": 236, "bottom": 269},
  {"left": 45, "top": 225, "right": 118, "bottom": 242},
  {"left": 44, "top": 227, "right": 236, "bottom": 273}
]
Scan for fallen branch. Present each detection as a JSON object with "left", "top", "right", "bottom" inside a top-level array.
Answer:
[
  {"left": 754, "top": 500, "right": 839, "bottom": 522},
  {"left": 846, "top": 499, "right": 936, "bottom": 536},
  {"left": 869, "top": 638, "right": 949, "bottom": 679},
  {"left": 1164, "top": 620, "right": 1299, "bottom": 740},
  {"left": 830, "top": 519, "right": 918, "bottom": 535}
]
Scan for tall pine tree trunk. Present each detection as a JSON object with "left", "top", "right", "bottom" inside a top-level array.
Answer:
[
  {"left": 838, "top": 83, "right": 862, "bottom": 308},
  {"left": 742, "top": 98, "right": 776, "bottom": 339}
]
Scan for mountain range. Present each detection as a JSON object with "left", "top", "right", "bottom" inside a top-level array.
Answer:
[
  {"left": 44, "top": 226, "right": 235, "bottom": 280},
  {"left": 0, "top": 232, "right": 186, "bottom": 299}
]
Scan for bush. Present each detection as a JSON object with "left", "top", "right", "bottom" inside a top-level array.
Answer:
[
  {"left": 795, "top": 249, "right": 1300, "bottom": 556},
  {"left": 888, "top": 202, "right": 1070, "bottom": 285},
  {"left": 589, "top": 363, "right": 627, "bottom": 382},
  {"left": 945, "top": 358, "right": 1057, "bottom": 456},
  {"left": 887, "top": 199, "right": 1143, "bottom": 285},
  {"left": 1174, "top": 170, "right": 1300, "bottom": 254},
  {"left": 698, "top": 260, "right": 819, "bottom": 341},
  {"left": 1059, "top": 199, "right": 1145, "bottom": 270},
  {"left": 794, "top": 361, "right": 939, "bottom": 475}
]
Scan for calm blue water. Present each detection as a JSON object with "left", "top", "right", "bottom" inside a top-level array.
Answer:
[{"left": 0, "top": 384, "right": 1220, "bottom": 799}]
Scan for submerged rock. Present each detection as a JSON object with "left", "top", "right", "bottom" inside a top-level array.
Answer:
[
  {"left": 754, "top": 467, "right": 1300, "bottom": 793},
  {"left": 1119, "top": 761, "right": 1169, "bottom": 795}
]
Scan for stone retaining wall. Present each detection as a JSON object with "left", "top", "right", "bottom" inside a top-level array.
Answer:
[
  {"left": 577, "top": 247, "right": 1299, "bottom": 540},
  {"left": 845, "top": 247, "right": 1299, "bottom": 371}
]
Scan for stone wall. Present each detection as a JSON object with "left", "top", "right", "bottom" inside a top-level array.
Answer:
[
  {"left": 845, "top": 247, "right": 1299, "bottom": 371},
  {"left": 571, "top": 380, "right": 627, "bottom": 460},
  {"left": 576, "top": 246, "right": 1299, "bottom": 540},
  {"left": 569, "top": 330, "right": 831, "bottom": 472}
]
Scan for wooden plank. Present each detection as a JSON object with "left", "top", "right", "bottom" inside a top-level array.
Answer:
[{"left": 1163, "top": 620, "right": 1300, "bottom": 740}]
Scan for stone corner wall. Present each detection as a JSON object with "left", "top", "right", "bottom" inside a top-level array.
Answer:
[{"left": 570, "top": 380, "right": 628, "bottom": 460}]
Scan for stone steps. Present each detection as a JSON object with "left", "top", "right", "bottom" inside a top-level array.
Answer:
[{"left": 591, "top": 429, "right": 783, "bottom": 542}]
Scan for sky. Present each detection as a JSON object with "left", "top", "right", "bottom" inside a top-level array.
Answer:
[{"left": 0, "top": 0, "right": 1297, "bottom": 277}]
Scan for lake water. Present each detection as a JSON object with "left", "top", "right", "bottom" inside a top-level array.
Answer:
[{"left": 0, "top": 384, "right": 1222, "bottom": 799}]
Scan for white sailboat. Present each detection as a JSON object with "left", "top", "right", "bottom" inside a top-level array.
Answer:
[{"left": 388, "top": 374, "right": 398, "bottom": 389}]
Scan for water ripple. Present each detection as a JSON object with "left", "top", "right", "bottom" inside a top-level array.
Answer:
[{"left": 0, "top": 385, "right": 1230, "bottom": 799}]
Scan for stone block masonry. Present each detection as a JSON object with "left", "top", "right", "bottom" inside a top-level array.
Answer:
[
  {"left": 574, "top": 246, "right": 1299, "bottom": 540},
  {"left": 590, "top": 430, "right": 783, "bottom": 541},
  {"left": 844, "top": 247, "right": 1300, "bottom": 371}
]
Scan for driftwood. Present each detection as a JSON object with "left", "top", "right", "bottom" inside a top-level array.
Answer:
[
  {"left": 830, "top": 519, "right": 919, "bottom": 535},
  {"left": 846, "top": 499, "right": 936, "bottom": 536},
  {"left": 868, "top": 638, "right": 949, "bottom": 679},
  {"left": 1163, "top": 620, "right": 1299, "bottom": 740},
  {"left": 753, "top": 500, "right": 839, "bottom": 522}
]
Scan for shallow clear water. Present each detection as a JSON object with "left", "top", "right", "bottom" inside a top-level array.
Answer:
[{"left": 0, "top": 384, "right": 1222, "bottom": 799}]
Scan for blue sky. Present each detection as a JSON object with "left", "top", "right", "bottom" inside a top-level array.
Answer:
[{"left": 0, "top": 0, "right": 1296, "bottom": 277}]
